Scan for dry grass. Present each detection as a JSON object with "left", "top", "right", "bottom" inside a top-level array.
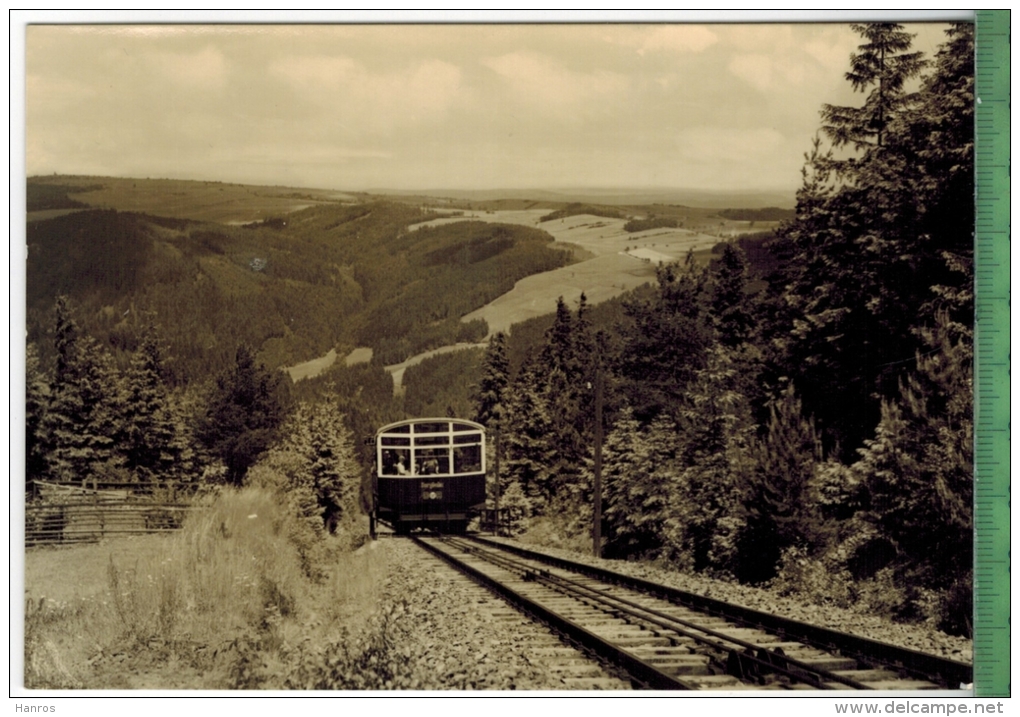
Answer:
[{"left": 23, "top": 488, "right": 384, "bottom": 690}]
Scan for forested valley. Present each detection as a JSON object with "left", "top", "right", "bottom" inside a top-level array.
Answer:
[{"left": 25, "top": 23, "right": 974, "bottom": 638}]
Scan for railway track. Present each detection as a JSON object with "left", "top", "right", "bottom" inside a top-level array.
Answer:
[{"left": 412, "top": 534, "right": 972, "bottom": 691}]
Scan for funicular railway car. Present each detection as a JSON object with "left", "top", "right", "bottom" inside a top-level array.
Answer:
[{"left": 373, "top": 418, "right": 487, "bottom": 534}]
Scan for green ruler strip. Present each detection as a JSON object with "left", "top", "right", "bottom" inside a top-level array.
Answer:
[{"left": 973, "top": 9, "right": 1010, "bottom": 699}]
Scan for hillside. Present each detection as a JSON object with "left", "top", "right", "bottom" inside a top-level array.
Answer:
[
  {"left": 26, "top": 178, "right": 573, "bottom": 383},
  {"left": 27, "top": 174, "right": 358, "bottom": 224}
]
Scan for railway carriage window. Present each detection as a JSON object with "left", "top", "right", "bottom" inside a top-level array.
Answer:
[
  {"left": 416, "top": 422, "right": 449, "bottom": 434},
  {"left": 415, "top": 435, "right": 448, "bottom": 446},
  {"left": 453, "top": 433, "right": 479, "bottom": 445},
  {"left": 384, "top": 449, "right": 412, "bottom": 476},
  {"left": 417, "top": 451, "right": 449, "bottom": 475},
  {"left": 453, "top": 445, "right": 482, "bottom": 474}
]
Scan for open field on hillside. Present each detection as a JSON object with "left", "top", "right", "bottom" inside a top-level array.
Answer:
[
  {"left": 462, "top": 254, "right": 657, "bottom": 336},
  {"left": 416, "top": 210, "right": 725, "bottom": 336}
]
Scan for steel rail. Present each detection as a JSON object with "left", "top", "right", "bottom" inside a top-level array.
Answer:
[
  {"left": 445, "top": 537, "right": 862, "bottom": 690},
  {"left": 411, "top": 535, "right": 696, "bottom": 690},
  {"left": 468, "top": 536, "right": 972, "bottom": 689}
]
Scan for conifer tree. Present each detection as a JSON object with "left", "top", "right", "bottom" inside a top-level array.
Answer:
[
  {"left": 25, "top": 343, "right": 51, "bottom": 491},
  {"left": 710, "top": 244, "right": 756, "bottom": 348},
  {"left": 42, "top": 297, "right": 125, "bottom": 483},
  {"left": 121, "top": 326, "right": 179, "bottom": 481},
  {"left": 771, "top": 24, "right": 971, "bottom": 456},
  {"left": 667, "top": 346, "right": 753, "bottom": 574},
  {"left": 735, "top": 387, "right": 822, "bottom": 584},
  {"left": 474, "top": 332, "right": 509, "bottom": 429},
  {"left": 503, "top": 355, "right": 556, "bottom": 504},
  {"left": 600, "top": 409, "right": 675, "bottom": 559},
  {"left": 197, "top": 344, "right": 288, "bottom": 485},
  {"left": 821, "top": 23, "right": 926, "bottom": 151},
  {"left": 539, "top": 296, "right": 596, "bottom": 496},
  {"left": 618, "top": 253, "right": 713, "bottom": 423},
  {"left": 279, "top": 397, "right": 361, "bottom": 533},
  {"left": 854, "top": 311, "right": 972, "bottom": 592}
]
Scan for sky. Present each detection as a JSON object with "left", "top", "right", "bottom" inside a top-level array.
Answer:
[{"left": 22, "top": 13, "right": 962, "bottom": 196}]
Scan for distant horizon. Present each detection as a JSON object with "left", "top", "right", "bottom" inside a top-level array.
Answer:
[{"left": 29, "top": 172, "right": 797, "bottom": 209}]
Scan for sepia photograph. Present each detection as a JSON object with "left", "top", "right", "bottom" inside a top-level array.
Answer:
[{"left": 17, "top": 12, "right": 977, "bottom": 698}]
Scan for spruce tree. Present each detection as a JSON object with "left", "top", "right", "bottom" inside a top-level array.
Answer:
[
  {"left": 771, "top": 24, "right": 971, "bottom": 457},
  {"left": 821, "top": 23, "right": 926, "bottom": 151},
  {"left": 618, "top": 253, "right": 713, "bottom": 423},
  {"left": 280, "top": 397, "right": 360, "bottom": 533},
  {"left": 503, "top": 355, "right": 556, "bottom": 505},
  {"left": 197, "top": 344, "right": 288, "bottom": 485},
  {"left": 668, "top": 346, "right": 753, "bottom": 574},
  {"left": 600, "top": 409, "right": 674, "bottom": 559},
  {"left": 854, "top": 311, "right": 972, "bottom": 592},
  {"left": 25, "top": 343, "right": 51, "bottom": 491},
  {"left": 710, "top": 243, "right": 756, "bottom": 348},
  {"left": 736, "top": 387, "right": 822, "bottom": 584},
  {"left": 474, "top": 332, "right": 509, "bottom": 429},
  {"left": 42, "top": 297, "right": 125, "bottom": 484},
  {"left": 121, "top": 326, "right": 179, "bottom": 481}
]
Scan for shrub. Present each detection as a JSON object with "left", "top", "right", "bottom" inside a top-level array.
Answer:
[
  {"left": 936, "top": 572, "right": 973, "bottom": 637},
  {"left": 498, "top": 481, "right": 532, "bottom": 538},
  {"left": 768, "top": 545, "right": 854, "bottom": 609},
  {"left": 852, "top": 567, "right": 910, "bottom": 620}
]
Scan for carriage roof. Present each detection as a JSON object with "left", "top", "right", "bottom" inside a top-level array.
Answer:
[{"left": 376, "top": 418, "right": 485, "bottom": 436}]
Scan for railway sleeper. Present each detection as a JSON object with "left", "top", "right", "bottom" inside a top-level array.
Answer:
[
  {"left": 844, "top": 679, "right": 942, "bottom": 691},
  {"left": 829, "top": 668, "right": 941, "bottom": 689},
  {"left": 777, "top": 649, "right": 858, "bottom": 673},
  {"left": 629, "top": 653, "right": 714, "bottom": 676},
  {"left": 586, "top": 624, "right": 670, "bottom": 639},
  {"left": 559, "top": 677, "right": 630, "bottom": 690},
  {"left": 601, "top": 635, "right": 676, "bottom": 648},
  {"left": 682, "top": 674, "right": 763, "bottom": 690}
]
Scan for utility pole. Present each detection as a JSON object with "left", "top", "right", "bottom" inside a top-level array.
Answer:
[
  {"left": 592, "top": 365, "right": 603, "bottom": 558},
  {"left": 493, "top": 423, "right": 501, "bottom": 536}
]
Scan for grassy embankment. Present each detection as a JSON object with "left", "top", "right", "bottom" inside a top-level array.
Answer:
[{"left": 24, "top": 488, "right": 402, "bottom": 690}]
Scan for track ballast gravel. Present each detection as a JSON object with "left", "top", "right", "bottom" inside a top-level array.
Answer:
[{"left": 373, "top": 537, "right": 628, "bottom": 690}]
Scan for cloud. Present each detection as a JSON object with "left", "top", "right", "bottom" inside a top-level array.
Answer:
[
  {"left": 26, "top": 73, "right": 98, "bottom": 114},
  {"left": 600, "top": 25, "right": 718, "bottom": 55},
  {"left": 719, "top": 25, "right": 794, "bottom": 53},
  {"left": 482, "top": 51, "right": 628, "bottom": 110},
  {"left": 804, "top": 32, "right": 858, "bottom": 73},
  {"left": 729, "top": 52, "right": 814, "bottom": 92},
  {"left": 149, "top": 46, "right": 228, "bottom": 91},
  {"left": 269, "top": 55, "right": 462, "bottom": 129},
  {"left": 636, "top": 25, "right": 719, "bottom": 54}
]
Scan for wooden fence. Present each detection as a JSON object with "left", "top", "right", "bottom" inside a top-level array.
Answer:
[{"left": 25, "top": 481, "right": 205, "bottom": 547}]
